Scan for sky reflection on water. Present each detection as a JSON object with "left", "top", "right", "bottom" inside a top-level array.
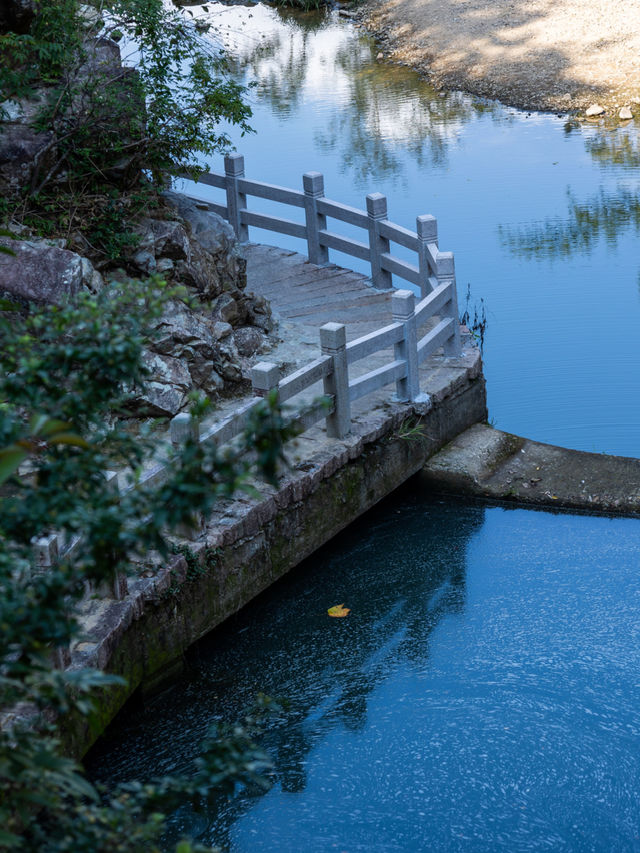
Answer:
[{"left": 188, "top": 3, "right": 640, "bottom": 456}]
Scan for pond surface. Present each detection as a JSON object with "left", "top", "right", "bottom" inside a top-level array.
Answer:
[
  {"left": 85, "top": 7, "right": 640, "bottom": 849},
  {"left": 184, "top": 2, "right": 640, "bottom": 456},
  {"left": 86, "top": 491, "right": 640, "bottom": 851}
]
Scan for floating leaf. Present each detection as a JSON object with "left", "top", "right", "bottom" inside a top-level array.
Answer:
[{"left": 328, "top": 603, "right": 350, "bottom": 618}]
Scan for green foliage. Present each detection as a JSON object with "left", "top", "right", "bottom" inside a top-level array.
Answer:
[
  {"left": 0, "top": 281, "right": 295, "bottom": 851},
  {"left": 0, "top": 0, "right": 81, "bottom": 102},
  {"left": 1, "top": 0, "right": 252, "bottom": 262}
]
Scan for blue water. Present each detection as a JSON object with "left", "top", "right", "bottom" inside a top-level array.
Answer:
[
  {"left": 84, "top": 7, "right": 640, "bottom": 849},
  {"left": 184, "top": 3, "right": 640, "bottom": 457},
  {"left": 86, "top": 491, "right": 640, "bottom": 851}
]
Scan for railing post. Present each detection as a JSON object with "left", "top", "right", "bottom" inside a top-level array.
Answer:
[
  {"left": 392, "top": 290, "right": 421, "bottom": 402},
  {"left": 435, "top": 250, "right": 462, "bottom": 356},
  {"left": 102, "top": 471, "right": 129, "bottom": 598},
  {"left": 224, "top": 154, "right": 248, "bottom": 242},
  {"left": 251, "top": 361, "right": 281, "bottom": 400},
  {"left": 320, "top": 323, "right": 351, "bottom": 438},
  {"left": 170, "top": 412, "right": 204, "bottom": 542},
  {"left": 366, "top": 192, "right": 392, "bottom": 290},
  {"left": 303, "top": 172, "right": 329, "bottom": 266},
  {"left": 170, "top": 412, "right": 200, "bottom": 446},
  {"left": 417, "top": 214, "right": 438, "bottom": 297},
  {"left": 33, "top": 533, "right": 59, "bottom": 571}
]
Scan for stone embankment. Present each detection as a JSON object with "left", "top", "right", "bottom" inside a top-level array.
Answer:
[
  {"left": 357, "top": 0, "right": 640, "bottom": 116},
  {"left": 422, "top": 423, "right": 640, "bottom": 515},
  {"left": 62, "top": 246, "right": 487, "bottom": 757}
]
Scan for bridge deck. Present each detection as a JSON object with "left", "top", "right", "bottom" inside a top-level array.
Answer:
[
  {"left": 246, "top": 244, "right": 391, "bottom": 334},
  {"left": 243, "top": 243, "right": 473, "bottom": 410}
]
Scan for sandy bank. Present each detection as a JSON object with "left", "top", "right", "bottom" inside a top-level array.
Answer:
[{"left": 359, "top": 0, "right": 640, "bottom": 115}]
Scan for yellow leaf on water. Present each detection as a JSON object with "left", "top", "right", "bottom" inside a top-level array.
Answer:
[{"left": 328, "top": 603, "right": 350, "bottom": 618}]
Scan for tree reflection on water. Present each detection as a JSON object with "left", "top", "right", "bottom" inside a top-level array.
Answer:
[
  {"left": 220, "top": 3, "right": 499, "bottom": 187},
  {"left": 499, "top": 125, "right": 640, "bottom": 263},
  {"left": 85, "top": 493, "right": 484, "bottom": 849}
]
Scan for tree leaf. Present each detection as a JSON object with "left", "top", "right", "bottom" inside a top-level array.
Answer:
[
  {"left": 327, "top": 603, "right": 350, "bottom": 618},
  {"left": 47, "top": 432, "right": 91, "bottom": 449},
  {"left": 0, "top": 446, "right": 28, "bottom": 484}
]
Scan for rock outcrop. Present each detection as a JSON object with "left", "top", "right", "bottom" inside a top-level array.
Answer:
[
  {"left": 0, "top": 30, "right": 275, "bottom": 418},
  {"left": 0, "top": 236, "right": 103, "bottom": 306}
]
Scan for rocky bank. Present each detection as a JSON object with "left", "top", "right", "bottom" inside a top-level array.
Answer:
[
  {"left": 0, "top": 12, "right": 276, "bottom": 419},
  {"left": 357, "top": 0, "right": 640, "bottom": 116}
]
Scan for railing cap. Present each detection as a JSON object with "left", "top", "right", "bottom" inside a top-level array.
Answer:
[
  {"left": 170, "top": 411, "right": 199, "bottom": 445},
  {"left": 320, "top": 322, "right": 347, "bottom": 350},
  {"left": 417, "top": 214, "right": 437, "bottom": 242},
  {"left": 303, "top": 171, "right": 324, "bottom": 195},
  {"left": 392, "top": 289, "right": 416, "bottom": 319},
  {"left": 224, "top": 153, "right": 245, "bottom": 176},
  {"left": 366, "top": 192, "right": 387, "bottom": 218},
  {"left": 435, "top": 250, "right": 455, "bottom": 277},
  {"left": 33, "top": 533, "right": 59, "bottom": 567},
  {"left": 251, "top": 361, "right": 280, "bottom": 392}
]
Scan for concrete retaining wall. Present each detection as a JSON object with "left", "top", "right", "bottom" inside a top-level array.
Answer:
[{"left": 65, "top": 350, "right": 486, "bottom": 758}]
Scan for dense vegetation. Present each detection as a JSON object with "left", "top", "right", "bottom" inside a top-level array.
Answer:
[
  {"left": 0, "top": 281, "right": 293, "bottom": 851},
  {"left": 0, "top": 2, "right": 291, "bottom": 849},
  {"left": 0, "top": 0, "right": 251, "bottom": 263}
]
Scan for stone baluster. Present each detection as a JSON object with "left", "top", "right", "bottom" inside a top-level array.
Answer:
[
  {"left": 33, "top": 533, "right": 59, "bottom": 571},
  {"left": 170, "top": 412, "right": 200, "bottom": 446},
  {"left": 392, "top": 290, "right": 420, "bottom": 401},
  {"left": 366, "top": 192, "right": 392, "bottom": 290},
  {"left": 102, "top": 469, "right": 128, "bottom": 598},
  {"left": 224, "top": 153, "right": 248, "bottom": 241},
  {"left": 416, "top": 214, "right": 437, "bottom": 297},
  {"left": 435, "top": 251, "right": 462, "bottom": 357},
  {"left": 251, "top": 361, "right": 281, "bottom": 400},
  {"left": 320, "top": 323, "right": 351, "bottom": 438},
  {"left": 303, "top": 171, "right": 329, "bottom": 266},
  {"left": 169, "top": 412, "right": 204, "bottom": 542}
]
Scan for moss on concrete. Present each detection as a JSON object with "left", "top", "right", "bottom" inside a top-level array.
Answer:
[{"left": 63, "top": 371, "right": 487, "bottom": 759}]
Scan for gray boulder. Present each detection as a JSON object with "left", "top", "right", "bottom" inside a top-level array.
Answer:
[
  {"left": 0, "top": 122, "right": 54, "bottom": 195},
  {"left": 133, "top": 218, "right": 190, "bottom": 261},
  {"left": 162, "top": 191, "right": 236, "bottom": 256},
  {"left": 150, "top": 299, "right": 241, "bottom": 399},
  {"left": 163, "top": 190, "right": 247, "bottom": 297},
  {"left": 0, "top": 239, "right": 84, "bottom": 305},
  {"left": 233, "top": 326, "right": 267, "bottom": 357},
  {"left": 0, "top": 236, "right": 103, "bottom": 306},
  {"left": 135, "top": 350, "right": 192, "bottom": 417}
]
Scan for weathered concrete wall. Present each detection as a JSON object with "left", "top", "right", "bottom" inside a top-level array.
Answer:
[
  {"left": 421, "top": 422, "right": 640, "bottom": 514},
  {"left": 64, "top": 349, "right": 486, "bottom": 758}
]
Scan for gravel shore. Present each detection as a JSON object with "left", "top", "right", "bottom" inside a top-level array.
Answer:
[{"left": 358, "top": 0, "right": 640, "bottom": 115}]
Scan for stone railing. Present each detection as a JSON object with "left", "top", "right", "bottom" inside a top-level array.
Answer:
[
  {"left": 182, "top": 154, "right": 461, "bottom": 303},
  {"left": 34, "top": 159, "right": 464, "bottom": 600}
]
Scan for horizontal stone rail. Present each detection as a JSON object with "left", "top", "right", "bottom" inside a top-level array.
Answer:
[
  {"left": 34, "top": 284, "right": 462, "bottom": 606},
  {"left": 181, "top": 154, "right": 460, "bottom": 301},
  {"left": 33, "top": 160, "right": 465, "bottom": 646}
]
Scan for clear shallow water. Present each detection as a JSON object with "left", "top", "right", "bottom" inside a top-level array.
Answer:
[
  {"left": 86, "top": 493, "right": 640, "bottom": 851},
  {"left": 184, "top": 3, "right": 640, "bottom": 456}
]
